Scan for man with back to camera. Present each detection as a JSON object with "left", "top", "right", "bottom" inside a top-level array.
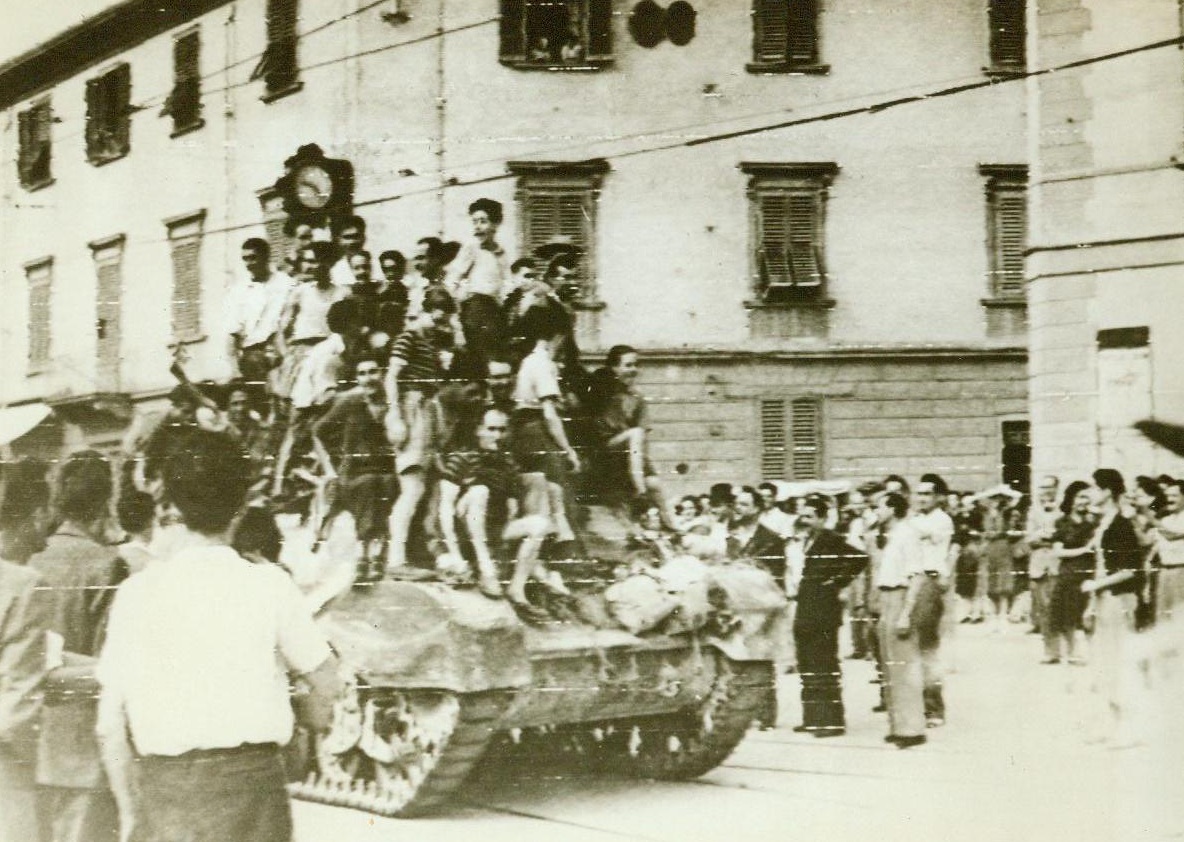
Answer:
[
  {"left": 789, "top": 495, "right": 868, "bottom": 738},
  {"left": 95, "top": 427, "right": 341, "bottom": 842},
  {"left": 910, "top": 472, "right": 956, "bottom": 727}
]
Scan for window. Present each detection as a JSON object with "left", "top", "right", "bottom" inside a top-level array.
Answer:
[
  {"left": 981, "top": 165, "right": 1027, "bottom": 299},
  {"left": 510, "top": 159, "right": 609, "bottom": 302},
  {"left": 500, "top": 0, "right": 614, "bottom": 69},
  {"left": 988, "top": 0, "right": 1025, "bottom": 74},
  {"left": 252, "top": 0, "right": 301, "bottom": 99},
  {"left": 25, "top": 259, "right": 52, "bottom": 373},
  {"left": 742, "top": 162, "right": 837, "bottom": 304},
  {"left": 166, "top": 211, "right": 207, "bottom": 342},
  {"left": 164, "top": 29, "right": 203, "bottom": 135},
  {"left": 85, "top": 63, "right": 131, "bottom": 164},
  {"left": 1000, "top": 419, "right": 1030, "bottom": 493},
  {"left": 90, "top": 235, "right": 126, "bottom": 391},
  {"left": 748, "top": 0, "right": 826, "bottom": 73},
  {"left": 759, "top": 397, "right": 822, "bottom": 481},
  {"left": 17, "top": 99, "right": 53, "bottom": 189}
]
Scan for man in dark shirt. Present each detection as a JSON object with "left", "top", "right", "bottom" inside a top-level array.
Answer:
[
  {"left": 438, "top": 407, "right": 549, "bottom": 607},
  {"left": 791, "top": 496, "right": 868, "bottom": 738}
]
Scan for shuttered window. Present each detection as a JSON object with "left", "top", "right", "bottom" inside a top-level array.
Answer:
[
  {"left": 253, "top": 0, "right": 300, "bottom": 96},
  {"left": 90, "top": 236, "right": 126, "bottom": 392},
  {"left": 760, "top": 397, "right": 823, "bottom": 481},
  {"left": 743, "top": 162, "right": 836, "bottom": 303},
  {"left": 85, "top": 63, "right": 131, "bottom": 164},
  {"left": 751, "top": 0, "right": 822, "bottom": 71},
  {"left": 510, "top": 160, "right": 609, "bottom": 301},
  {"left": 166, "top": 29, "right": 203, "bottom": 134},
  {"left": 167, "top": 212, "right": 207, "bottom": 341},
  {"left": 258, "top": 187, "right": 292, "bottom": 268},
  {"left": 988, "top": 0, "right": 1025, "bottom": 73},
  {"left": 25, "top": 259, "right": 53, "bottom": 373},
  {"left": 18, "top": 100, "right": 53, "bottom": 189},
  {"left": 981, "top": 165, "right": 1027, "bottom": 299},
  {"left": 500, "top": 0, "right": 614, "bottom": 67}
]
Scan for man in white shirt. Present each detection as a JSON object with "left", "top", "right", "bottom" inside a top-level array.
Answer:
[
  {"left": 225, "top": 238, "right": 294, "bottom": 408},
  {"left": 875, "top": 492, "right": 926, "bottom": 748},
  {"left": 96, "top": 429, "right": 341, "bottom": 842},
  {"left": 909, "top": 473, "right": 955, "bottom": 727},
  {"left": 1156, "top": 479, "right": 1184, "bottom": 622},
  {"left": 329, "top": 215, "right": 367, "bottom": 288}
]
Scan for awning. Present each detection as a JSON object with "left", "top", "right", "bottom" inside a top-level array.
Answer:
[{"left": 0, "top": 403, "right": 53, "bottom": 446}]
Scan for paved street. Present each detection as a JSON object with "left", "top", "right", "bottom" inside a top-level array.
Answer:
[{"left": 293, "top": 621, "right": 1182, "bottom": 842}]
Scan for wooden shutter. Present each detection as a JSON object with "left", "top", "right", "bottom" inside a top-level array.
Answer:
[
  {"left": 500, "top": 0, "right": 527, "bottom": 61},
  {"left": 790, "top": 397, "right": 821, "bottom": 480},
  {"left": 786, "top": 0, "right": 818, "bottom": 65},
  {"left": 110, "top": 64, "right": 131, "bottom": 157},
  {"left": 95, "top": 257, "right": 123, "bottom": 390},
  {"left": 265, "top": 0, "right": 299, "bottom": 91},
  {"left": 754, "top": 0, "right": 789, "bottom": 64},
  {"left": 757, "top": 193, "right": 791, "bottom": 290},
  {"left": 786, "top": 191, "right": 821, "bottom": 287},
  {"left": 760, "top": 399, "right": 788, "bottom": 480},
  {"left": 84, "top": 76, "right": 103, "bottom": 161},
  {"left": 260, "top": 190, "right": 291, "bottom": 266},
  {"left": 992, "top": 187, "right": 1026, "bottom": 297},
  {"left": 171, "top": 31, "right": 201, "bottom": 130},
  {"left": 586, "top": 0, "right": 613, "bottom": 60},
  {"left": 524, "top": 188, "right": 591, "bottom": 290},
  {"left": 169, "top": 217, "right": 205, "bottom": 340},
  {"left": 26, "top": 263, "right": 52, "bottom": 369},
  {"left": 989, "top": 0, "right": 1025, "bottom": 70},
  {"left": 18, "top": 103, "right": 51, "bottom": 187}
]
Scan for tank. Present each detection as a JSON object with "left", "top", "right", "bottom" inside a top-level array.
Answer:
[{"left": 286, "top": 562, "right": 789, "bottom": 818}]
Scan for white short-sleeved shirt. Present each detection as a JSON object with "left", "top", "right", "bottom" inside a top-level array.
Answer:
[
  {"left": 96, "top": 541, "right": 331, "bottom": 757},
  {"left": 875, "top": 521, "right": 924, "bottom": 588},
  {"left": 224, "top": 270, "right": 294, "bottom": 347},
  {"left": 1158, "top": 511, "right": 1184, "bottom": 568},
  {"left": 289, "top": 333, "right": 345, "bottom": 410},
  {"left": 513, "top": 346, "right": 561, "bottom": 410},
  {"left": 446, "top": 241, "right": 508, "bottom": 300},
  {"left": 911, "top": 508, "right": 954, "bottom": 576}
]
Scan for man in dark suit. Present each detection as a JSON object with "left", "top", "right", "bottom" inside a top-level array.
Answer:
[{"left": 790, "top": 495, "right": 868, "bottom": 737}]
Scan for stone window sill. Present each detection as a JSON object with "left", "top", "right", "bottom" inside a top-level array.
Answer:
[
  {"left": 261, "top": 80, "right": 303, "bottom": 104},
  {"left": 500, "top": 59, "right": 613, "bottom": 72},
  {"left": 21, "top": 176, "right": 55, "bottom": 192},
  {"left": 170, "top": 118, "right": 206, "bottom": 139},
  {"left": 744, "top": 297, "right": 836, "bottom": 310},
  {"left": 980, "top": 297, "right": 1026, "bottom": 309},
  {"left": 983, "top": 66, "right": 1025, "bottom": 80},
  {"left": 745, "top": 62, "right": 830, "bottom": 76}
]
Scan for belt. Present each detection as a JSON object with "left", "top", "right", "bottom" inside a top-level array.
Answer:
[
  {"left": 878, "top": 585, "right": 906, "bottom": 591},
  {"left": 289, "top": 336, "right": 325, "bottom": 347},
  {"left": 140, "top": 742, "right": 279, "bottom": 763}
]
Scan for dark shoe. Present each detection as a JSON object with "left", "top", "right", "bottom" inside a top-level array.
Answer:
[
  {"left": 812, "top": 728, "right": 846, "bottom": 739},
  {"left": 1039, "top": 658, "right": 1061, "bottom": 665},
  {"left": 895, "top": 735, "right": 927, "bottom": 749},
  {"left": 792, "top": 724, "right": 811, "bottom": 733},
  {"left": 872, "top": 703, "right": 887, "bottom": 713},
  {"left": 884, "top": 734, "right": 900, "bottom": 744},
  {"left": 845, "top": 651, "right": 867, "bottom": 660}
]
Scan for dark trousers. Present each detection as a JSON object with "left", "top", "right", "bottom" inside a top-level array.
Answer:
[
  {"left": 131, "top": 744, "right": 291, "bottom": 842},
  {"left": 913, "top": 576, "right": 946, "bottom": 721},
  {"left": 793, "top": 623, "right": 844, "bottom": 731}
]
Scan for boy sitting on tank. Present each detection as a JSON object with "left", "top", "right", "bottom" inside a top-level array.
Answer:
[{"left": 437, "top": 406, "right": 560, "bottom": 620}]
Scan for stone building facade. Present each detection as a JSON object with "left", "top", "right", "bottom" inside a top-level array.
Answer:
[{"left": 0, "top": 0, "right": 1029, "bottom": 492}]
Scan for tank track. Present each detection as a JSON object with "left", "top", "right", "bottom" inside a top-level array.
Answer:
[{"left": 290, "top": 688, "right": 511, "bottom": 818}]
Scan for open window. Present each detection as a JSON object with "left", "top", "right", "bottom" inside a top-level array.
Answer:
[
  {"left": 18, "top": 98, "right": 53, "bottom": 189},
  {"left": 500, "top": 0, "right": 614, "bottom": 69},
  {"left": 86, "top": 64, "right": 131, "bottom": 165}
]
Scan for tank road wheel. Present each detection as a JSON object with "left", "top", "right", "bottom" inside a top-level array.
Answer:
[
  {"left": 599, "top": 658, "right": 769, "bottom": 781},
  {"left": 290, "top": 684, "right": 509, "bottom": 818}
]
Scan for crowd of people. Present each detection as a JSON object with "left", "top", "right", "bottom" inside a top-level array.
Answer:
[{"left": 0, "top": 197, "right": 1179, "bottom": 840}]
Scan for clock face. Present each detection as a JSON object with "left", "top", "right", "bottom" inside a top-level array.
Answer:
[{"left": 294, "top": 165, "right": 334, "bottom": 209}]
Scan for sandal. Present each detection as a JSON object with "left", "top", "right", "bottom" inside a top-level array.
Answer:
[{"left": 507, "top": 594, "right": 552, "bottom": 625}]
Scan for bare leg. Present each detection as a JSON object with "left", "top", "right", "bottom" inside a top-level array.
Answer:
[
  {"left": 387, "top": 470, "right": 425, "bottom": 570},
  {"left": 458, "top": 486, "right": 500, "bottom": 593},
  {"left": 547, "top": 481, "right": 575, "bottom": 543},
  {"left": 503, "top": 515, "right": 549, "bottom": 603}
]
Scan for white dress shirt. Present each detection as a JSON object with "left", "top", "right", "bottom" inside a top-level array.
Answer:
[
  {"left": 96, "top": 540, "right": 331, "bottom": 756},
  {"left": 224, "top": 270, "right": 294, "bottom": 347},
  {"left": 875, "top": 520, "right": 924, "bottom": 588},
  {"left": 911, "top": 508, "right": 954, "bottom": 576}
]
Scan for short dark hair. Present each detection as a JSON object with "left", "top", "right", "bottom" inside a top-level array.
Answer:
[
  {"left": 160, "top": 429, "right": 251, "bottom": 534},
  {"left": 423, "top": 286, "right": 457, "bottom": 315},
  {"left": 1061, "top": 480, "right": 1090, "bottom": 515},
  {"left": 757, "top": 481, "right": 777, "bottom": 496},
  {"left": 708, "top": 483, "right": 734, "bottom": 507},
  {"left": 606, "top": 345, "right": 637, "bottom": 369},
  {"left": 468, "top": 198, "right": 503, "bottom": 225},
  {"left": 734, "top": 485, "right": 760, "bottom": 507},
  {"left": 283, "top": 218, "right": 314, "bottom": 237},
  {"left": 882, "top": 492, "right": 909, "bottom": 519},
  {"left": 117, "top": 485, "right": 156, "bottom": 535},
  {"left": 378, "top": 250, "right": 405, "bottom": 270},
  {"left": 510, "top": 257, "right": 536, "bottom": 274},
  {"left": 918, "top": 473, "right": 948, "bottom": 497},
  {"left": 518, "top": 304, "right": 569, "bottom": 343},
  {"left": 1092, "top": 468, "right": 1125, "bottom": 500},
  {"left": 301, "top": 240, "right": 337, "bottom": 264},
  {"left": 802, "top": 494, "right": 829, "bottom": 519},
  {"left": 0, "top": 458, "right": 50, "bottom": 529},
  {"left": 232, "top": 506, "right": 283, "bottom": 564},
  {"left": 350, "top": 249, "right": 372, "bottom": 264},
  {"left": 883, "top": 474, "right": 910, "bottom": 495},
  {"left": 241, "top": 237, "right": 270, "bottom": 257},
  {"left": 56, "top": 450, "right": 113, "bottom": 524},
  {"left": 338, "top": 215, "right": 366, "bottom": 235}
]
